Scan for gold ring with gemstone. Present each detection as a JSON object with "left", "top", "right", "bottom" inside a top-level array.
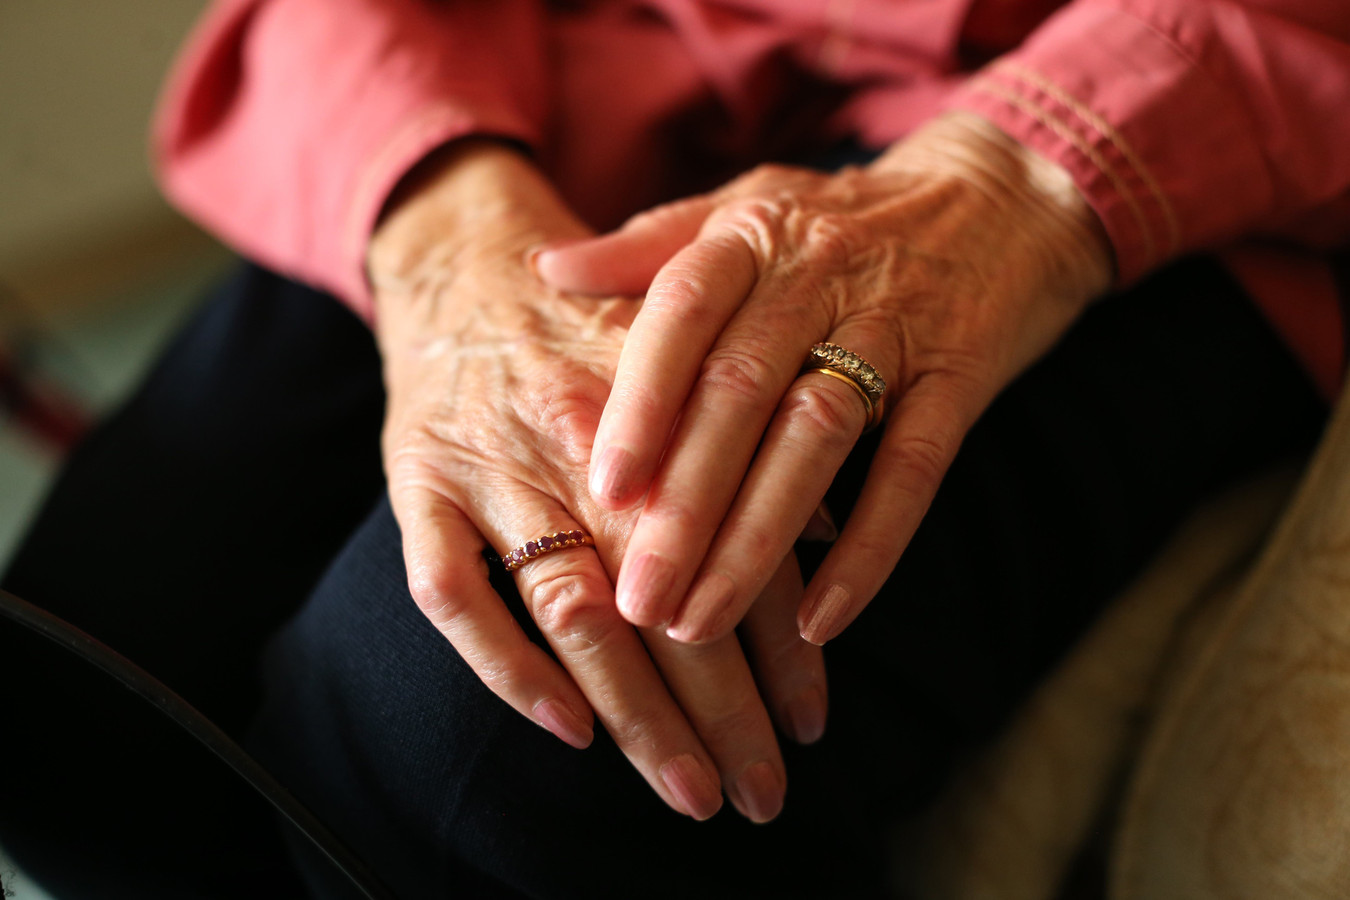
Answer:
[
  {"left": 500, "top": 530, "right": 594, "bottom": 572},
  {"left": 802, "top": 342, "right": 886, "bottom": 431}
]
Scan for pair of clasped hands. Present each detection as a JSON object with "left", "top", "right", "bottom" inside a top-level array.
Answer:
[{"left": 368, "top": 112, "right": 1112, "bottom": 824}]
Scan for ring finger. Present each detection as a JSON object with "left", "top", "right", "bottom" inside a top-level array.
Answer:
[
  {"left": 665, "top": 332, "right": 893, "bottom": 643},
  {"left": 499, "top": 489, "right": 790, "bottom": 822},
  {"left": 474, "top": 488, "right": 730, "bottom": 820}
]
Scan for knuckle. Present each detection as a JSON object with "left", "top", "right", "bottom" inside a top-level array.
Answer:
[
  {"left": 606, "top": 375, "right": 666, "bottom": 425},
  {"left": 751, "top": 162, "right": 797, "bottom": 182},
  {"left": 722, "top": 689, "right": 772, "bottom": 727},
  {"left": 384, "top": 426, "right": 444, "bottom": 474},
  {"left": 734, "top": 163, "right": 801, "bottom": 192},
  {"left": 718, "top": 527, "right": 778, "bottom": 580},
  {"left": 644, "top": 269, "right": 719, "bottom": 322},
  {"left": 847, "top": 534, "right": 900, "bottom": 572},
  {"left": 700, "top": 347, "right": 776, "bottom": 406},
  {"left": 470, "top": 646, "right": 529, "bottom": 695},
  {"left": 889, "top": 432, "right": 952, "bottom": 487},
  {"left": 695, "top": 696, "right": 774, "bottom": 746},
  {"left": 530, "top": 569, "right": 622, "bottom": 648},
  {"left": 800, "top": 212, "right": 869, "bottom": 270},
  {"left": 782, "top": 380, "right": 864, "bottom": 441},
  {"left": 407, "top": 563, "right": 470, "bottom": 630},
  {"left": 625, "top": 200, "right": 684, "bottom": 231},
  {"left": 604, "top": 704, "right": 667, "bottom": 749},
  {"left": 712, "top": 197, "right": 787, "bottom": 261},
  {"left": 642, "top": 499, "right": 703, "bottom": 540},
  {"left": 524, "top": 388, "right": 603, "bottom": 463}
]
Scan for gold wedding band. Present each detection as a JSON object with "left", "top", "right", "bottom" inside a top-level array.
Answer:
[
  {"left": 501, "top": 530, "right": 594, "bottom": 572},
  {"left": 802, "top": 342, "right": 886, "bottom": 431}
]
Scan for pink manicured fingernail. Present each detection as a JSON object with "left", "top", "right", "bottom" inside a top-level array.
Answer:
[
  {"left": 660, "top": 754, "right": 722, "bottom": 820},
  {"left": 785, "top": 686, "right": 827, "bottom": 744},
  {"left": 730, "top": 761, "right": 785, "bottom": 824},
  {"left": 590, "top": 445, "right": 637, "bottom": 505},
  {"left": 799, "top": 502, "right": 838, "bottom": 542},
  {"left": 533, "top": 699, "right": 593, "bottom": 749},
  {"left": 617, "top": 552, "right": 675, "bottom": 625},
  {"left": 667, "top": 572, "right": 735, "bottom": 643},
  {"left": 800, "top": 583, "right": 851, "bottom": 645}
]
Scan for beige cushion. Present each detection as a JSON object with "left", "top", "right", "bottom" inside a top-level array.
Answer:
[
  {"left": 1113, "top": 383, "right": 1350, "bottom": 898},
  {"left": 898, "top": 468, "right": 1296, "bottom": 900},
  {"left": 905, "top": 370, "right": 1350, "bottom": 899}
]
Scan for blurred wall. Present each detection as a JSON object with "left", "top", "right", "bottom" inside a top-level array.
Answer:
[{"left": 0, "top": 1, "right": 223, "bottom": 313}]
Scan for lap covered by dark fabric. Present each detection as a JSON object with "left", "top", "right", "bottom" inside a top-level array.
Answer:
[{"left": 0, "top": 257, "right": 1326, "bottom": 898}]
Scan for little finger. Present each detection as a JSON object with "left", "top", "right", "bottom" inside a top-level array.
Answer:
[{"left": 799, "top": 375, "right": 987, "bottom": 644}]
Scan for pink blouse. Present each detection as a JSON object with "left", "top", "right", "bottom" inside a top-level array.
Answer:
[{"left": 154, "top": 0, "right": 1350, "bottom": 397}]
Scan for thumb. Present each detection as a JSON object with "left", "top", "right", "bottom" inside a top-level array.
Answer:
[{"left": 533, "top": 195, "right": 714, "bottom": 296}]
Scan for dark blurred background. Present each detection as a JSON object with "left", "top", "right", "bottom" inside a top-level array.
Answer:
[
  {"left": 1, "top": 4, "right": 228, "bottom": 895},
  {"left": 0, "top": 1, "right": 230, "bottom": 564}
]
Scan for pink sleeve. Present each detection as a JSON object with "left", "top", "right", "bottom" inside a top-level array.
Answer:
[
  {"left": 947, "top": 0, "right": 1350, "bottom": 283},
  {"left": 153, "top": 0, "right": 550, "bottom": 321}
]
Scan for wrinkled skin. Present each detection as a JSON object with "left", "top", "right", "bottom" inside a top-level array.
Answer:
[
  {"left": 370, "top": 142, "right": 825, "bottom": 823},
  {"left": 536, "top": 112, "right": 1112, "bottom": 647},
  {"left": 368, "top": 113, "right": 1112, "bottom": 822}
]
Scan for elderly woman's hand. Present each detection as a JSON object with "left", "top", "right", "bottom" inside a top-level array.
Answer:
[
  {"left": 368, "top": 140, "right": 825, "bottom": 823},
  {"left": 534, "top": 112, "right": 1113, "bottom": 647}
]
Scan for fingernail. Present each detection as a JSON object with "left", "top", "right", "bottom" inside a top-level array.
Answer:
[
  {"left": 524, "top": 239, "right": 582, "bottom": 280},
  {"left": 524, "top": 244, "right": 549, "bottom": 279},
  {"left": 800, "top": 502, "right": 838, "bottom": 542},
  {"left": 785, "top": 686, "right": 827, "bottom": 744},
  {"left": 667, "top": 572, "right": 735, "bottom": 643},
  {"left": 660, "top": 754, "right": 722, "bottom": 820},
  {"left": 617, "top": 552, "right": 675, "bottom": 625},
  {"left": 729, "top": 760, "right": 785, "bottom": 824},
  {"left": 800, "top": 583, "right": 851, "bottom": 645},
  {"left": 590, "top": 445, "right": 637, "bottom": 505},
  {"left": 533, "top": 698, "right": 593, "bottom": 749}
]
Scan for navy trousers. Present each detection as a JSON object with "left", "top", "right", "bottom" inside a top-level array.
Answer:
[{"left": 0, "top": 258, "right": 1327, "bottom": 898}]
